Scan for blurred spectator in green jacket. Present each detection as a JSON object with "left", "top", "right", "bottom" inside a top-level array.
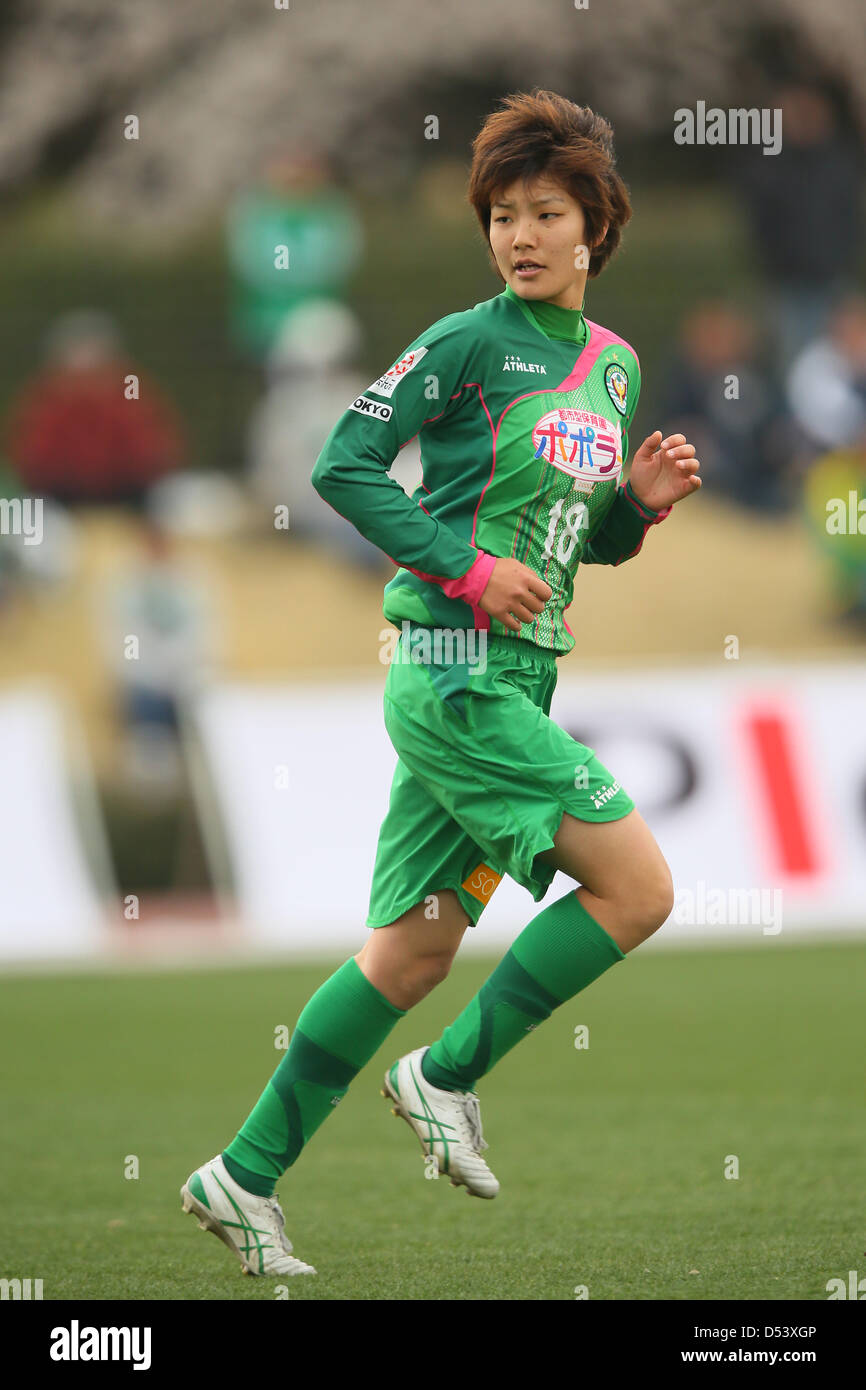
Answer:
[{"left": 226, "top": 150, "right": 363, "bottom": 364}]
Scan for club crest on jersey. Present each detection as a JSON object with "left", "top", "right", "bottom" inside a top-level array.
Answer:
[
  {"left": 604, "top": 362, "right": 629, "bottom": 416},
  {"left": 531, "top": 407, "right": 622, "bottom": 481},
  {"left": 368, "top": 346, "right": 428, "bottom": 399}
]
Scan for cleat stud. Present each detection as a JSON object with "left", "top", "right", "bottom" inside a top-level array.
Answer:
[{"left": 391, "top": 1107, "right": 400, "bottom": 1117}]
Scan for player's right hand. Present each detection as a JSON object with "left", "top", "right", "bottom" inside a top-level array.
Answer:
[{"left": 478, "top": 558, "right": 552, "bottom": 633}]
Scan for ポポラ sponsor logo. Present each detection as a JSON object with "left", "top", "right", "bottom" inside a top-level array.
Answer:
[{"left": 532, "top": 408, "right": 622, "bottom": 481}]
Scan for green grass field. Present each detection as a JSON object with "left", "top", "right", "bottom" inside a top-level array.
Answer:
[{"left": 1, "top": 941, "right": 861, "bottom": 1301}]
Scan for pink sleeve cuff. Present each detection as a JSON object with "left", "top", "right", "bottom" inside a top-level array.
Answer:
[
  {"left": 403, "top": 549, "right": 497, "bottom": 630},
  {"left": 439, "top": 550, "right": 497, "bottom": 606}
]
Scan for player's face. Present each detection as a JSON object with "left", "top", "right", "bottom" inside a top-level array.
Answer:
[{"left": 489, "top": 175, "right": 594, "bottom": 311}]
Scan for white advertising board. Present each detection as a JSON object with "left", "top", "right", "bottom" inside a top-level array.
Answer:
[
  {"left": 192, "top": 662, "right": 866, "bottom": 954},
  {"left": 0, "top": 690, "right": 111, "bottom": 960}
]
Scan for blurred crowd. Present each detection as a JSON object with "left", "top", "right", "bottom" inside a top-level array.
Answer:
[
  {"left": 0, "top": 151, "right": 387, "bottom": 794},
  {"left": 663, "top": 80, "right": 866, "bottom": 625},
  {"left": 0, "top": 87, "right": 864, "bottom": 792}
]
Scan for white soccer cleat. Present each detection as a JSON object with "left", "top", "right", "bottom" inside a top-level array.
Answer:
[
  {"left": 180, "top": 1154, "right": 316, "bottom": 1277},
  {"left": 382, "top": 1046, "right": 500, "bottom": 1198}
]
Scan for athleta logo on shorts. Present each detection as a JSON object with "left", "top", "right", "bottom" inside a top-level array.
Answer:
[
  {"left": 462, "top": 862, "right": 502, "bottom": 904},
  {"left": 532, "top": 408, "right": 622, "bottom": 481},
  {"left": 350, "top": 395, "right": 393, "bottom": 421},
  {"left": 592, "top": 780, "right": 621, "bottom": 810},
  {"left": 368, "top": 346, "right": 428, "bottom": 399}
]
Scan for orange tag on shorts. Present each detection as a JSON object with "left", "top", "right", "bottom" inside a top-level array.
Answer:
[{"left": 461, "top": 863, "right": 502, "bottom": 904}]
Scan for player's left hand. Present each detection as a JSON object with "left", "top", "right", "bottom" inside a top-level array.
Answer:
[{"left": 628, "top": 431, "right": 701, "bottom": 513}]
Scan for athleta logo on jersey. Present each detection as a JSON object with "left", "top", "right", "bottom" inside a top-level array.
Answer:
[
  {"left": 350, "top": 395, "right": 393, "bottom": 421},
  {"left": 368, "top": 346, "right": 428, "bottom": 399},
  {"left": 502, "top": 354, "right": 548, "bottom": 374},
  {"left": 532, "top": 408, "right": 622, "bottom": 482}
]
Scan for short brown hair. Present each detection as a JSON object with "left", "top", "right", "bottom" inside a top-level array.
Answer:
[{"left": 468, "top": 89, "right": 632, "bottom": 280}]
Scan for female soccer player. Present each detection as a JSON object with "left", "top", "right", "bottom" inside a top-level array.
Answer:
[{"left": 182, "top": 89, "right": 701, "bottom": 1277}]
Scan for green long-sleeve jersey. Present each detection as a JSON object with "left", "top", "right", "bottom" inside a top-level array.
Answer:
[{"left": 311, "top": 284, "right": 670, "bottom": 655}]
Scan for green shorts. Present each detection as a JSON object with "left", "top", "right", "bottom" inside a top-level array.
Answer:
[{"left": 365, "top": 624, "right": 634, "bottom": 929}]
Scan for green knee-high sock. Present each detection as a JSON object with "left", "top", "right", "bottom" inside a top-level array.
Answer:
[
  {"left": 422, "top": 889, "right": 624, "bottom": 1093},
  {"left": 222, "top": 957, "right": 405, "bottom": 1196}
]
